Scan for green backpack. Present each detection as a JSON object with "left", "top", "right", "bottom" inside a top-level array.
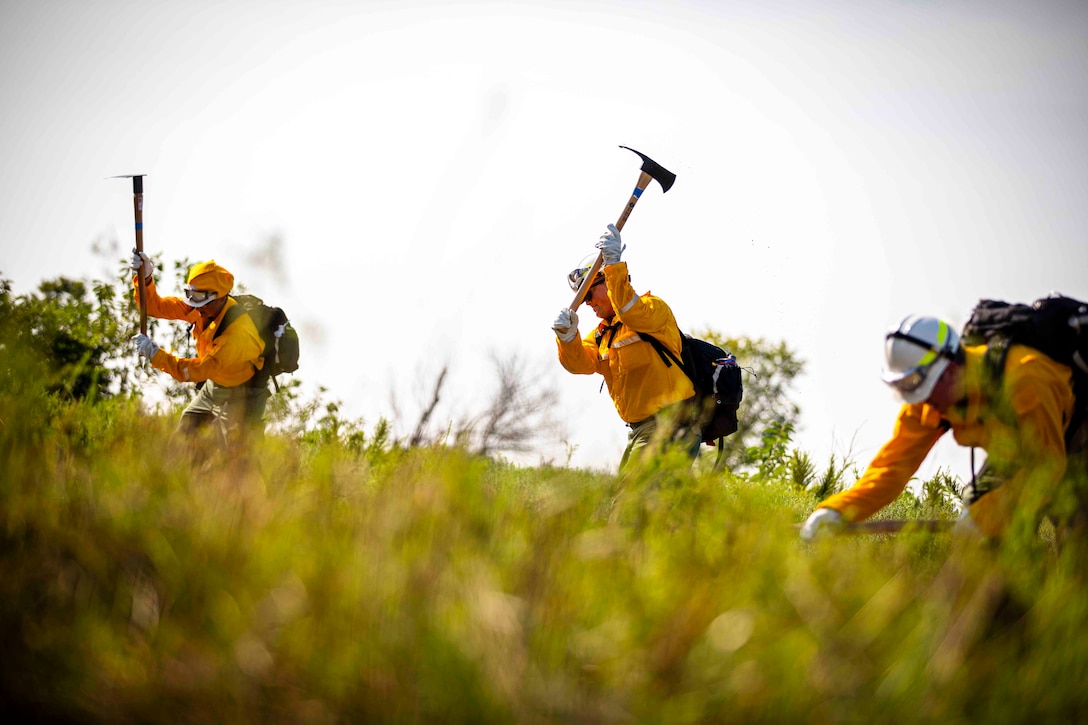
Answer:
[{"left": 216, "top": 294, "right": 300, "bottom": 390}]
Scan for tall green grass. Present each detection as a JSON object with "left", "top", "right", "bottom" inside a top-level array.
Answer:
[{"left": 3, "top": 380, "right": 1088, "bottom": 722}]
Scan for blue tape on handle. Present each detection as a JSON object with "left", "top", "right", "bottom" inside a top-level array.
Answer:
[
  {"left": 632, "top": 187, "right": 644, "bottom": 198},
  {"left": 135, "top": 222, "right": 143, "bottom": 230}
]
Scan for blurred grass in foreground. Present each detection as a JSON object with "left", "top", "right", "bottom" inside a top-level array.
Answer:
[{"left": 3, "top": 374, "right": 1088, "bottom": 723}]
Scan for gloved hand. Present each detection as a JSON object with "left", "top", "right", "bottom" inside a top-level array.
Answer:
[
  {"left": 552, "top": 308, "right": 579, "bottom": 343},
  {"left": 131, "top": 249, "right": 153, "bottom": 281},
  {"left": 595, "top": 224, "right": 625, "bottom": 266},
  {"left": 799, "top": 508, "right": 844, "bottom": 542},
  {"left": 132, "top": 333, "right": 159, "bottom": 360}
]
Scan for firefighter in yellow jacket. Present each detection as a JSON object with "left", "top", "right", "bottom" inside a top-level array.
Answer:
[
  {"left": 552, "top": 224, "right": 699, "bottom": 470},
  {"left": 130, "top": 251, "right": 267, "bottom": 441},
  {"left": 800, "top": 314, "right": 1088, "bottom": 542}
]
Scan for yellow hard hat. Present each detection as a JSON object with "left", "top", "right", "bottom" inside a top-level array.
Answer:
[{"left": 184, "top": 260, "right": 234, "bottom": 307}]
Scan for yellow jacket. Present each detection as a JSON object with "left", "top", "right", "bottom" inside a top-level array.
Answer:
[
  {"left": 818, "top": 344, "right": 1075, "bottom": 536},
  {"left": 133, "top": 277, "right": 264, "bottom": 387},
  {"left": 557, "top": 261, "right": 695, "bottom": 423}
]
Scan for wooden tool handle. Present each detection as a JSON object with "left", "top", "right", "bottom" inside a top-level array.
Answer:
[
  {"left": 134, "top": 189, "right": 148, "bottom": 335},
  {"left": 793, "top": 519, "right": 957, "bottom": 535},
  {"left": 568, "top": 170, "right": 652, "bottom": 310},
  {"left": 845, "top": 519, "right": 956, "bottom": 534}
]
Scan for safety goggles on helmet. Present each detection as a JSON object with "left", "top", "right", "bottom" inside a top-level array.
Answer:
[
  {"left": 568, "top": 255, "right": 604, "bottom": 292},
  {"left": 183, "top": 284, "right": 218, "bottom": 308},
  {"left": 882, "top": 361, "right": 936, "bottom": 394},
  {"left": 567, "top": 266, "right": 589, "bottom": 291}
]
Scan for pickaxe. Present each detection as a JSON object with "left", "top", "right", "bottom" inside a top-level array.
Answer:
[
  {"left": 110, "top": 174, "right": 148, "bottom": 334},
  {"left": 569, "top": 146, "right": 676, "bottom": 310}
]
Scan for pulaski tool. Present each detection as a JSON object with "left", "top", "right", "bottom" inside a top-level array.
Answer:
[{"left": 569, "top": 146, "right": 677, "bottom": 310}]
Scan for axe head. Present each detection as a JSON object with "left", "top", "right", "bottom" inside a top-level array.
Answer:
[
  {"left": 619, "top": 146, "right": 675, "bottom": 193},
  {"left": 108, "top": 174, "right": 147, "bottom": 193}
]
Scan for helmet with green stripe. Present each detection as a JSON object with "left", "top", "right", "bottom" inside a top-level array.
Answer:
[{"left": 882, "top": 315, "right": 961, "bottom": 404}]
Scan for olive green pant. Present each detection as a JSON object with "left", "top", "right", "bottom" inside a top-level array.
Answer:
[
  {"left": 176, "top": 378, "right": 270, "bottom": 445},
  {"left": 619, "top": 401, "right": 703, "bottom": 472}
]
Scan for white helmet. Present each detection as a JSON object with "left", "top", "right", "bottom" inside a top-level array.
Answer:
[
  {"left": 567, "top": 254, "right": 603, "bottom": 292},
  {"left": 882, "top": 315, "right": 960, "bottom": 404}
]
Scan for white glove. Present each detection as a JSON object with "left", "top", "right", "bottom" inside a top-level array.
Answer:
[
  {"left": 552, "top": 308, "right": 579, "bottom": 343},
  {"left": 799, "top": 508, "right": 844, "bottom": 542},
  {"left": 131, "top": 249, "right": 153, "bottom": 281},
  {"left": 595, "top": 224, "right": 625, "bottom": 266},
  {"left": 132, "top": 333, "right": 159, "bottom": 360}
]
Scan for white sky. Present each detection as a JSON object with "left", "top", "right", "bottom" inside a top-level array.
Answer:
[{"left": 3, "top": 0, "right": 1087, "bottom": 480}]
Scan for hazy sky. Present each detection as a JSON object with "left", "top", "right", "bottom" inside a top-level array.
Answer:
[{"left": 3, "top": 0, "right": 1087, "bottom": 479}]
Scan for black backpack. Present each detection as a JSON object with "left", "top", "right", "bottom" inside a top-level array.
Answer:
[
  {"left": 961, "top": 293, "right": 1088, "bottom": 440},
  {"left": 641, "top": 330, "right": 744, "bottom": 445},
  {"left": 217, "top": 294, "right": 300, "bottom": 390}
]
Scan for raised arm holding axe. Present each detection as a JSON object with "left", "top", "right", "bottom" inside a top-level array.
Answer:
[{"left": 566, "top": 146, "right": 676, "bottom": 310}]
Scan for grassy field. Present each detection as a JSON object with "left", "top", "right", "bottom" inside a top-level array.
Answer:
[{"left": 3, "top": 385, "right": 1088, "bottom": 723}]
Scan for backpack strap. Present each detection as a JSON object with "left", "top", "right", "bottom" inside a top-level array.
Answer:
[
  {"left": 209, "top": 298, "right": 267, "bottom": 388},
  {"left": 641, "top": 330, "right": 690, "bottom": 379},
  {"left": 981, "top": 335, "right": 1086, "bottom": 449},
  {"left": 595, "top": 321, "right": 623, "bottom": 351},
  {"left": 212, "top": 297, "right": 245, "bottom": 342},
  {"left": 977, "top": 336, "right": 1015, "bottom": 427}
]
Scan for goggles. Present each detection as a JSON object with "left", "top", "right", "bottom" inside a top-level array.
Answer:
[
  {"left": 569, "top": 265, "right": 606, "bottom": 291},
  {"left": 568, "top": 267, "right": 589, "bottom": 291},
  {"left": 881, "top": 363, "right": 933, "bottom": 394},
  {"left": 183, "top": 285, "right": 218, "bottom": 308},
  {"left": 882, "top": 328, "right": 955, "bottom": 394}
]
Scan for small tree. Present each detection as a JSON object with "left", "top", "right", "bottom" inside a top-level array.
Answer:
[
  {"left": 0, "top": 274, "right": 134, "bottom": 401},
  {"left": 694, "top": 330, "right": 804, "bottom": 472}
]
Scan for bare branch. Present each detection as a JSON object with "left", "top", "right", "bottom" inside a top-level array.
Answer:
[
  {"left": 457, "top": 352, "right": 559, "bottom": 457},
  {"left": 409, "top": 365, "right": 448, "bottom": 448}
]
